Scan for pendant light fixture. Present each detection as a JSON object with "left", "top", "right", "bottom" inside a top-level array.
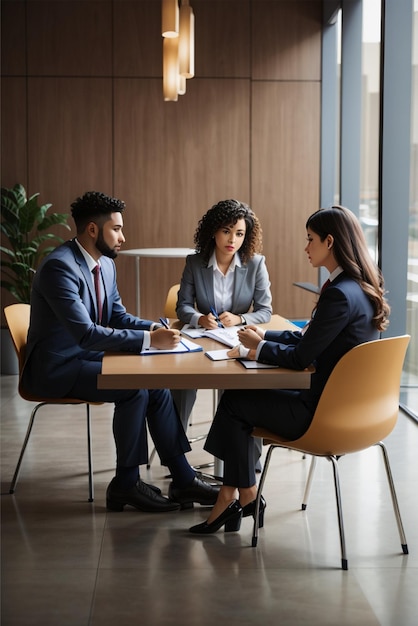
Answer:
[
  {"left": 162, "top": 0, "right": 179, "bottom": 38},
  {"left": 179, "top": 0, "right": 195, "bottom": 79},
  {"left": 162, "top": 0, "right": 195, "bottom": 101}
]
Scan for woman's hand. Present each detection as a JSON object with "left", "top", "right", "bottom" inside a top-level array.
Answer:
[
  {"left": 237, "top": 325, "right": 265, "bottom": 349},
  {"left": 218, "top": 312, "right": 241, "bottom": 327},
  {"left": 227, "top": 344, "right": 257, "bottom": 360},
  {"left": 150, "top": 328, "right": 181, "bottom": 349},
  {"left": 197, "top": 313, "right": 220, "bottom": 329}
]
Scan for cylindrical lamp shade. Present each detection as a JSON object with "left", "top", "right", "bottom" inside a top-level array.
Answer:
[
  {"left": 163, "top": 37, "right": 179, "bottom": 101},
  {"left": 179, "top": 3, "right": 195, "bottom": 78},
  {"left": 162, "top": 0, "right": 179, "bottom": 38},
  {"left": 178, "top": 74, "right": 186, "bottom": 95}
]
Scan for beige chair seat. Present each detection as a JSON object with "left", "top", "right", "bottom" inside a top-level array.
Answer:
[{"left": 251, "top": 334, "right": 410, "bottom": 570}]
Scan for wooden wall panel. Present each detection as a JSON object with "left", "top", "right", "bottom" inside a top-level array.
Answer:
[
  {"left": 114, "top": 76, "right": 251, "bottom": 318},
  {"left": 1, "top": 0, "right": 323, "bottom": 323},
  {"left": 252, "top": 81, "right": 321, "bottom": 319},
  {"left": 1, "top": 78, "right": 27, "bottom": 189},
  {"left": 27, "top": 78, "right": 113, "bottom": 216},
  {"left": 193, "top": 0, "right": 250, "bottom": 77},
  {"left": 113, "top": 1, "right": 161, "bottom": 76},
  {"left": 1, "top": 0, "right": 26, "bottom": 75},
  {"left": 27, "top": 1, "right": 112, "bottom": 76},
  {"left": 252, "top": 0, "right": 322, "bottom": 80}
]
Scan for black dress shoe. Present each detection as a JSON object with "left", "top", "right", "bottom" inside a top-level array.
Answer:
[
  {"left": 168, "top": 476, "right": 220, "bottom": 510},
  {"left": 189, "top": 500, "right": 243, "bottom": 534},
  {"left": 106, "top": 478, "right": 180, "bottom": 513},
  {"left": 241, "top": 496, "right": 266, "bottom": 528}
]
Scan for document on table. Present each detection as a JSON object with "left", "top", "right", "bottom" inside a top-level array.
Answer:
[
  {"left": 181, "top": 324, "right": 241, "bottom": 348},
  {"left": 205, "top": 349, "right": 234, "bottom": 361},
  {"left": 238, "top": 360, "right": 279, "bottom": 369},
  {"left": 142, "top": 338, "right": 203, "bottom": 355}
]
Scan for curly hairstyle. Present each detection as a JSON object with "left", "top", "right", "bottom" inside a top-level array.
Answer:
[
  {"left": 194, "top": 199, "right": 263, "bottom": 264},
  {"left": 71, "top": 191, "right": 125, "bottom": 233},
  {"left": 306, "top": 205, "right": 390, "bottom": 331}
]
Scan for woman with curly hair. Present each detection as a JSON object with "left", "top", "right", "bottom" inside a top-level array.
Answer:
[
  {"left": 172, "top": 199, "right": 272, "bottom": 436},
  {"left": 188, "top": 205, "right": 390, "bottom": 534},
  {"left": 176, "top": 199, "right": 272, "bottom": 328}
]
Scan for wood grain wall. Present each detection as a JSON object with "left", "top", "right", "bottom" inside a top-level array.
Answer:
[{"left": 1, "top": 0, "right": 322, "bottom": 322}]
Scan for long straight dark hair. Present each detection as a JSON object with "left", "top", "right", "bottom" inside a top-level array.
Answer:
[{"left": 306, "top": 205, "right": 390, "bottom": 331}]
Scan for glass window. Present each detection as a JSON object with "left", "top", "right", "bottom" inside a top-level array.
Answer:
[
  {"left": 402, "top": 0, "right": 418, "bottom": 418},
  {"left": 360, "top": 0, "right": 381, "bottom": 262}
]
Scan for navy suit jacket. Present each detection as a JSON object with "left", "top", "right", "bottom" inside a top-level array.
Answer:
[
  {"left": 23, "top": 240, "right": 154, "bottom": 397},
  {"left": 176, "top": 253, "right": 272, "bottom": 325},
  {"left": 258, "top": 272, "right": 380, "bottom": 411}
]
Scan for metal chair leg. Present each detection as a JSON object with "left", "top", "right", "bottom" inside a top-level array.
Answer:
[
  {"left": 301, "top": 455, "right": 316, "bottom": 510},
  {"left": 252, "top": 444, "right": 275, "bottom": 547},
  {"left": 9, "top": 402, "right": 46, "bottom": 494},
  {"left": 329, "top": 455, "right": 348, "bottom": 570},
  {"left": 86, "top": 405, "right": 94, "bottom": 502},
  {"left": 376, "top": 441, "right": 408, "bottom": 553}
]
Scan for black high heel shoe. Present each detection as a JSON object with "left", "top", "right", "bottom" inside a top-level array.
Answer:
[
  {"left": 189, "top": 500, "right": 243, "bottom": 534},
  {"left": 241, "top": 496, "right": 266, "bottom": 528}
]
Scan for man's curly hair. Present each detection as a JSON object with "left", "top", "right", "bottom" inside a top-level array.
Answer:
[
  {"left": 194, "top": 199, "right": 263, "bottom": 264},
  {"left": 71, "top": 191, "right": 125, "bottom": 233}
]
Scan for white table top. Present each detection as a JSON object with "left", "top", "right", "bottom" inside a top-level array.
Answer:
[{"left": 119, "top": 247, "right": 196, "bottom": 258}]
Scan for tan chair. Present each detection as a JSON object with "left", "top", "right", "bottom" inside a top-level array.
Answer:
[
  {"left": 4, "top": 303, "right": 102, "bottom": 502},
  {"left": 251, "top": 335, "right": 410, "bottom": 570},
  {"left": 163, "top": 283, "right": 180, "bottom": 319}
]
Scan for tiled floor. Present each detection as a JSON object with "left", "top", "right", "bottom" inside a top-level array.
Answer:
[{"left": 1, "top": 375, "right": 418, "bottom": 626}]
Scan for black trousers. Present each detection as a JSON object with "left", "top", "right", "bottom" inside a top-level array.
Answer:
[{"left": 204, "top": 388, "right": 312, "bottom": 488}]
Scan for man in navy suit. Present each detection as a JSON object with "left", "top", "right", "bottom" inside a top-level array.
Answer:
[{"left": 22, "top": 191, "right": 219, "bottom": 512}]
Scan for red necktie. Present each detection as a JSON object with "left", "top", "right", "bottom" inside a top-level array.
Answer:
[
  {"left": 320, "top": 279, "right": 331, "bottom": 293},
  {"left": 92, "top": 265, "right": 102, "bottom": 324}
]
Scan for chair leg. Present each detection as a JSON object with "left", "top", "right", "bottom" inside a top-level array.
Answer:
[
  {"left": 86, "top": 405, "right": 94, "bottom": 502},
  {"left": 252, "top": 444, "right": 275, "bottom": 547},
  {"left": 376, "top": 441, "right": 408, "bottom": 554},
  {"left": 329, "top": 456, "right": 348, "bottom": 570},
  {"left": 301, "top": 455, "right": 316, "bottom": 510},
  {"left": 9, "top": 402, "right": 46, "bottom": 494}
]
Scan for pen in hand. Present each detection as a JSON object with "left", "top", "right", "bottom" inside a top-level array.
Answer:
[
  {"left": 159, "top": 317, "right": 170, "bottom": 329},
  {"left": 209, "top": 306, "right": 225, "bottom": 328},
  {"left": 159, "top": 317, "right": 188, "bottom": 350}
]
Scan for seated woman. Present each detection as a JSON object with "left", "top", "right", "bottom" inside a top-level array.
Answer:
[
  {"left": 188, "top": 205, "right": 390, "bottom": 534},
  {"left": 172, "top": 199, "right": 273, "bottom": 433}
]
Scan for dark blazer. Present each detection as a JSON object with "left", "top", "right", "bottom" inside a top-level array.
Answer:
[
  {"left": 23, "top": 239, "right": 154, "bottom": 397},
  {"left": 258, "top": 272, "right": 380, "bottom": 411},
  {"left": 176, "top": 253, "right": 272, "bottom": 325}
]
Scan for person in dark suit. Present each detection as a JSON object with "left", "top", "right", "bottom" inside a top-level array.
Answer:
[
  {"left": 173, "top": 199, "right": 273, "bottom": 434},
  {"left": 22, "top": 191, "right": 219, "bottom": 513},
  {"left": 189, "top": 205, "right": 391, "bottom": 534}
]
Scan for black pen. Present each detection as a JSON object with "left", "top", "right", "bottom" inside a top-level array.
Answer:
[
  {"left": 209, "top": 306, "right": 224, "bottom": 328},
  {"left": 159, "top": 317, "right": 170, "bottom": 329}
]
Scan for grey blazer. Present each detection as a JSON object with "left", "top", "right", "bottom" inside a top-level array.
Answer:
[{"left": 176, "top": 252, "right": 272, "bottom": 325}]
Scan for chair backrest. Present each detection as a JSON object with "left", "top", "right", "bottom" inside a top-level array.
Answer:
[
  {"left": 289, "top": 335, "right": 410, "bottom": 456},
  {"left": 4, "top": 303, "right": 31, "bottom": 374},
  {"left": 164, "top": 283, "right": 180, "bottom": 319}
]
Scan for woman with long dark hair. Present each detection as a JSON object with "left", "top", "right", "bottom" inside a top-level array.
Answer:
[{"left": 189, "top": 205, "right": 390, "bottom": 534}]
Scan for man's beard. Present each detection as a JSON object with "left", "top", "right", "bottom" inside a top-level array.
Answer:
[{"left": 96, "top": 228, "right": 117, "bottom": 259}]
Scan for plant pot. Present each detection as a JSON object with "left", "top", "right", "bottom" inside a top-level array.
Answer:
[{"left": 1, "top": 326, "right": 18, "bottom": 375}]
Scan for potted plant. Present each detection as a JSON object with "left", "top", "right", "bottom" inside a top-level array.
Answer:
[{"left": 1, "top": 183, "right": 70, "bottom": 372}]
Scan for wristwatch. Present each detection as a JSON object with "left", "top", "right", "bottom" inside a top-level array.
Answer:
[{"left": 240, "top": 315, "right": 246, "bottom": 325}]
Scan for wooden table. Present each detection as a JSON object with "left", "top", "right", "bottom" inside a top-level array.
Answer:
[
  {"left": 98, "top": 315, "right": 313, "bottom": 477},
  {"left": 98, "top": 315, "right": 313, "bottom": 390}
]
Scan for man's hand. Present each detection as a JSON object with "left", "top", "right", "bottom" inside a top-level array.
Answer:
[{"left": 150, "top": 328, "right": 181, "bottom": 349}]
